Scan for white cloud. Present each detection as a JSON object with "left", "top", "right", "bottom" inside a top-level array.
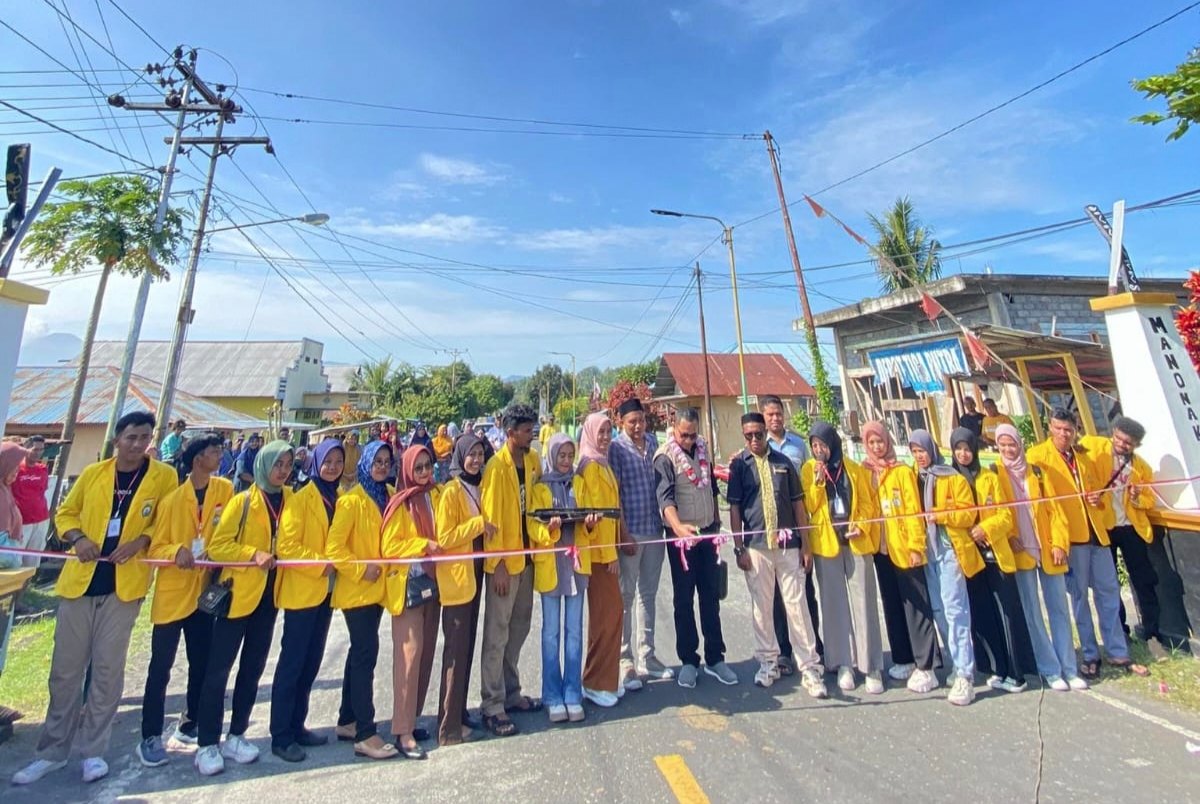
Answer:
[
  {"left": 379, "top": 178, "right": 432, "bottom": 200},
  {"left": 343, "top": 213, "right": 504, "bottom": 243},
  {"left": 669, "top": 8, "right": 692, "bottom": 26},
  {"left": 715, "top": 0, "right": 812, "bottom": 26},
  {"left": 418, "top": 154, "right": 506, "bottom": 186}
]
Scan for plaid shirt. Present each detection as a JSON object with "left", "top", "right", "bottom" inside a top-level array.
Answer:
[{"left": 609, "top": 431, "right": 663, "bottom": 536}]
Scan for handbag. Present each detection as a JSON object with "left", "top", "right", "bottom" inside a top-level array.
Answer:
[
  {"left": 197, "top": 495, "right": 251, "bottom": 618},
  {"left": 404, "top": 566, "right": 439, "bottom": 609}
]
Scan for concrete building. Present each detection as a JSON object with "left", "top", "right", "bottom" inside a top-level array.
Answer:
[{"left": 651, "top": 352, "right": 815, "bottom": 459}]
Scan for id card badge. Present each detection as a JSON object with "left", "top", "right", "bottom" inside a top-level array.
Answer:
[
  {"left": 191, "top": 537, "right": 206, "bottom": 558},
  {"left": 832, "top": 495, "right": 847, "bottom": 518},
  {"left": 106, "top": 517, "right": 122, "bottom": 539}
]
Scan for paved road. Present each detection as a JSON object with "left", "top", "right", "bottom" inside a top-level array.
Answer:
[{"left": 2, "top": 553, "right": 1198, "bottom": 803}]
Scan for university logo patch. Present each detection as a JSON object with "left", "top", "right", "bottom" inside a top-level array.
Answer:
[{"left": 141, "top": 502, "right": 154, "bottom": 518}]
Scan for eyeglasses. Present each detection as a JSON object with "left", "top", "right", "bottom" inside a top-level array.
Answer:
[
  {"left": 676, "top": 431, "right": 698, "bottom": 441},
  {"left": 743, "top": 430, "right": 766, "bottom": 442},
  {"left": 372, "top": 458, "right": 392, "bottom": 468},
  {"left": 413, "top": 462, "right": 433, "bottom": 472}
]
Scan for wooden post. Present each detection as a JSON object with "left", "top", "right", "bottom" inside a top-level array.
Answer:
[
  {"left": 1063, "top": 353, "right": 1096, "bottom": 435},
  {"left": 1014, "top": 358, "right": 1043, "bottom": 441}
]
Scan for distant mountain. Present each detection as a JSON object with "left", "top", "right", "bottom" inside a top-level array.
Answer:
[
  {"left": 18, "top": 332, "right": 82, "bottom": 366},
  {"left": 502, "top": 374, "right": 527, "bottom": 384}
]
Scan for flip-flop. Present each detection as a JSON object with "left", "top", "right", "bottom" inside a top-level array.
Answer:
[
  {"left": 505, "top": 696, "right": 544, "bottom": 713},
  {"left": 1080, "top": 659, "right": 1101, "bottom": 680},
  {"left": 483, "top": 714, "right": 518, "bottom": 737},
  {"left": 1110, "top": 659, "right": 1150, "bottom": 677}
]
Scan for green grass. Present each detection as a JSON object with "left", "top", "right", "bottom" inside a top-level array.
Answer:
[
  {"left": 0, "top": 586, "right": 155, "bottom": 718},
  {"left": 1105, "top": 637, "right": 1200, "bottom": 715}
]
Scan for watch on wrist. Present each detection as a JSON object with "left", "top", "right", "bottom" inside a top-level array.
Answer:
[{"left": 733, "top": 546, "right": 747, "bottom": 558}]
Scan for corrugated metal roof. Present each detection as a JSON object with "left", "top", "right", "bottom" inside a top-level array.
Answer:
[
  {"left": 6, "top": 366, "right": 273, "bottom": 430},
  {"left": 654, "top": 353, "right": 816, "bottom": 399},
  {"left": 85, "top": 340, "right": 311, "bottom": 398}
]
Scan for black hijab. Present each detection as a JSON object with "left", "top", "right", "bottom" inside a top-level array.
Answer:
[
  {"left": 450, "top": 433, "right": 485, "bottom": 487},
  {"left": 950, "top": 426, "right": 982, "bottom": 495},
  {"left": 810, "top": 421, "right": 852, "bottom": 523}
]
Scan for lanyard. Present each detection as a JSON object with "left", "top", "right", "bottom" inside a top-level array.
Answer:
[
  {"left": 111, "top": 464, "right": 144, "bottom": 518},
  {"left": 821, "top": 462, "right": 844, "bottom": 487},
  {"left": 260, "top": 488, "right": 282, "bottom": 531},
  {"left": 319, "top": 490, "right": 337, "bottom": 518},
  {"left": 1105, "top": 455, "right": 1132, "bottom": 490},
  {"left": 1058, "top": 449, "right": 1082, "bottom": 490}
]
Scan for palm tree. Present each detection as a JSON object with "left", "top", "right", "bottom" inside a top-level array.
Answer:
[
  {"left": 867, "top": 197, "right": 942, "bottom": 292},
  {"left": 21, "top": 176, "right": 185, "bottom": 499}
]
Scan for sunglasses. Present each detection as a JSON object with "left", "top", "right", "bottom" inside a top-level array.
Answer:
[
  {"left": 413, "top": 462, "right": 433, "bottom": 472},
  {"left": 743, "top": 430, "right": 766, "bottom": 442},
  {"left": 676, "top": 431, "right": 698, "bottom": 441}
]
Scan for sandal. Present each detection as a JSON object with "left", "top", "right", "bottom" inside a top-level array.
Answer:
[
  {"left": 776, "top": 657, "right": 795, "bottom": 677},
  {"left": 1109, "top": 658, "right": 1150, "bottom": 677},
  {"left": 1079, "top": 659, "right": 1101, "bottom": 680},
  {"left": 505, "top": 696, "right": 544, "bottom": 713},
  {"left": 483, "top": 714, "right": 519, "bottom": 737}
]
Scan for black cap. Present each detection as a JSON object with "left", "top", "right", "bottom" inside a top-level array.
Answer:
[{"left": 617, "top": 398, "right": 644, "bottom": 417}]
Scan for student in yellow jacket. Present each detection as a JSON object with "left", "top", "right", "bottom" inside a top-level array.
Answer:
[
  {"left": 1026, "top": 408, "right": 1138, "bottom": 679},
  {"left": 859, "top": 421, "right": 938, "bottom": 694},
  {"left": 325, "top": 440, "right": 397, "bottom": 760},
  {"left": 478, "top": 404, "right": 542, "bottom": 736},
  {"left": 435, "top": 433, "right": 494, "bottom": 746},
  {"left": 802, "top": 422, "right": 884, "bottom": 695},
  {"left": 193, "top": 440, "right": 292, "bottom": 777},
  {"left": 269, "top": 439, "right": 344, "bottom": 763},
  {"left": 380, "top": 445, "right": 443, "bottom": 761},
  {"left": 994, "top": 424, "right": 1087, "bottom": 691},
  {"left": 13, "top": 411, "right": 177, "bottom": 788},
  {"left": 907, "top": 429, "right": 979, "bottom": 707},
  {"left": 139, "top": 434, "right": 233, "bottom": 767},
  {"left": 1081, "top": 418, "right": 1160, "bottom": 644},
  {"left": 949, "top": 427, "right": 1033, "bottom": 694}
]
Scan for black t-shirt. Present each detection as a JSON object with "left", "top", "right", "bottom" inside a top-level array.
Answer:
[
  {"left": 514, "top": 464, "right": 530, "bottom": 549},
  {"left": 960, "top": 412, "right": 984, "bottom": 437},
  {"left": 195, "top": 483, "right": 208, "bottom": 508},
  {"left": 85, "top": 462, "right": 147, "bottom": 597}
]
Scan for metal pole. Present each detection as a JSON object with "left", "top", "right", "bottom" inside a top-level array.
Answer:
[
  {"left": 154, "top": 114, "right": 224, "bottom": 447},
  {"left": 0, "top": 167, "right": 63, "bottom": 276},
  {"left": 695, "top": 262, "right": 718, "bottom": 455},
  {"left": 102, "top": 81, "right": 192, "bottom": 455},
  {"left": 723, "top": 226, "right": 749, "bottom": 413}
]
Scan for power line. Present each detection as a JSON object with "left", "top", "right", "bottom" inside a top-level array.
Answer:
[
  {"left": 103, "top": 0, "right": 172, "bottom": 56},
  {"left": 252, "top": 114, "right": 753, "bottom": 140},
  {"left": 0, "top": 99, "right": 157, "bottom": 169}
]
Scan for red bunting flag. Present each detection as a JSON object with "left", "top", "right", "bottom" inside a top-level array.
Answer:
[
  {"left": 842, "top": 223, "right": 867, "bottom": 245},
  {"left": 963, "top": 330, "right": 991, "bottom": 370},
  {"left": 919, "top": 291, "right": 943, "bottom": 322},
  {"left": 804, "top": 195, "right": 826, "bottom": 218}
]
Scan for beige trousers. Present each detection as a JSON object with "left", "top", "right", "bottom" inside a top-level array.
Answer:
[
  {"left": 744, "top": 547, "right": 820, "bottom": 671},
  {"left": 390, "top": 602, "right": 441, "bottom": 738},
  {"left": 479, "top": 566, "right": 534, "bottom": 716},
  {"left": 814, "top": 551, "right": 884, "bottom": 673}
]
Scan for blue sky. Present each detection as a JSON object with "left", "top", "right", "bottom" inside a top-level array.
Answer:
[{"left": 4, "top": 0, "right": 1199, "bottom": 378}]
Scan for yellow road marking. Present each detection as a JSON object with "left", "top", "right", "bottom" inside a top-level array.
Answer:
[{"left": 654, "top": 754, "right": 710, "bottom": 804}]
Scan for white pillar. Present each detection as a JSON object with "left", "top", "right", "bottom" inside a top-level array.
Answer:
[
  {"left": 0, "top": 279, "right": 50, "bottom": 431},
  {"left": 1090, "top": 292, "right": 1200, "bottom": 509}
]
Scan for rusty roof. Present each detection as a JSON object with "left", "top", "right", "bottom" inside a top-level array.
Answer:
[{"left": 654, "top": 353, "right": 816, "bottom": 399}]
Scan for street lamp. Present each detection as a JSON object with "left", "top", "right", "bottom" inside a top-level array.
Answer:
[
  {"left": 153, "top": 210, "right": 330, "bottom": 447},
  {"left": 651, "top": 208, "right": 749, "bottom": 412},
  {"left": 549, "top": 350, "right": 577, "bottom": 428}
]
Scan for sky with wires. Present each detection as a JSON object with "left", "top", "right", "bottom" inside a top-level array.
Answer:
[{"left": 3, "top": 0, "right": 1199, "bottom": 377}]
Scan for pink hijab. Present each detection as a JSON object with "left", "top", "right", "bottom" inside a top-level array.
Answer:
[
  {"left": 576, "top": 412, "right": 612, "bottom": 475},
  {"left": 995, "top": 423, "right": 1038, "bottom": 556},
  {"left": 0, "top": 443, "right": 30, "bottom": 541},
  {"left": 860, "top": 420, "right": 899, "bottom": 480}
]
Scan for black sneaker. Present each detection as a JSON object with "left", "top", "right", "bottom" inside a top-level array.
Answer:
[
  {"left": 271, "top": 743, "right": 306, "bottom": 763},
  {"left": 296, "top": 729, "right": 328, "bottom": 747}
]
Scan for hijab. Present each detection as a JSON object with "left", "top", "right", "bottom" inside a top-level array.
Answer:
[
  {"left": 383, "top": 445, "right": 436, "bottom": 540},
  {"left": 908, "top": 429, "right": 956, "bottom": 535},
  {"left": 310, "top": 439, "right": 344, "bottom": 522},
  {"left": 432, "top": 425, "right": 454, "bottom": 459},
  {"left": 254, "top": 440, "right": 293, "bottom": 494},
  {"left": 810, "top": 421, "right": 852, "bottom": 522},
  {"left": 450, "top": 433, "right": 485, "bottom": 487},
  {"left": 447, "top": 422, "right": 460, "bottom": 439},
  {"left": 950, "top": 426, "right": 982, "bottom": 491},
  {"left": 995, "top": 423, "right": 1038, "bottom": 555},
  {"left": 859, "top": 420, "right": 899, "bottom": 481},
  {"left": 576, "top": 412, "right": 611, "bottom": 475},
  {"left": 358, "top": 440, "right": 392, "bottom": 513},
  {"left": 410, "top": 423, "right": 433, "bottom": 451},
  {"left": 0, "top": 443, "right": 30, "bottom": 541},
  {"left": 809, "top": 421, "right": 844, "bottom": 470},
  {"left": 541, "top": 433, "right": 577, "bottom": 507}
]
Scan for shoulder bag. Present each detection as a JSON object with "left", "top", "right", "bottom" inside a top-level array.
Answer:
[{"left": 197, "top": 495, "right": 251, "bottom": 618}]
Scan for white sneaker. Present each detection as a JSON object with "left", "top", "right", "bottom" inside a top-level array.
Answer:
[
  {"left": 1067, "top": 675, "right": 1090, "bottom": 691},
  {"left": 986, "top": 674, "right": 1004, "bottom": 690},
  {"left": 621, "top": 666, "right": 643, "bottom": 691},
  {"left": 837, "top": 666, "right": 856, "bottom": 691},
  {"left": 887, "top": 662, "right": 915, "bottom": 681},
  {"left": 12, "top": 758, "right": 67, "bottom": 785},
  {"left": 754, "top": 662, "right": 777, "bottom": 688},
  {"left": 81, "top": 757, "right": 109, "bottom": 783},
  {"left": 865, "top": 672, "right": 885, "bottom": 695},
  {"left": 548, "top": 704, "right": 568, "bottom": 723},
  {"left": 1047, "top": 676, "right": 1070, "bottom": 692},
  {"left": 801, "top": 668, "right": 828, "bottom": 699},
  {"left": 195, "top": 745, "right": 224, "bottom": 776},
  {"left": 1000, "top": 677, "right": 1028, "bottom": 694},
  {"left": 582, "top": 687, "right": 618, "bottom": 708},
  {"left": 948, "top": 676, "right": 976, "bottom": 706},
  {"left": 616, "top": 683, "right": 626, "bottom": 699},
  {"left": 907, "top": 668, "right": 939, "bottom": 694},
  {"left": 220, "top": 734, "right": 259, "bottom": 764}
]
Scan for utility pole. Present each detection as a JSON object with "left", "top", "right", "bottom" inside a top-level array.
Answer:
[
  {"left": 763, "top": 130, "right": 836, "bottom": 423},
  {"left": 439, "top": 347, "right": 467, "bottom": 391},
  {"left": 152, "top": 71, "right": 270, "bottom": 447},
  {"left": 694, "top": 263, "right": 718, "bottom": 456}
]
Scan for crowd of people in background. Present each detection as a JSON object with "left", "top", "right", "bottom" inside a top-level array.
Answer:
[{"left": 2, "top": 395, "right": 1165, "bottom": 786}]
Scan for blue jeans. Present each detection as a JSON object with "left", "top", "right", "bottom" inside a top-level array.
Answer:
[
  {"left": 923, "top": 527, "right": 975, "bottom": 679},
  {"left": 541, "top": 592, "right": 584, "bottom": 707},
  {"left": 1066, "top": 544, "right": 1129, "bottom": 662},
  {"left": 1015, "top": 567, "right": 1079, "bottom": 681}
]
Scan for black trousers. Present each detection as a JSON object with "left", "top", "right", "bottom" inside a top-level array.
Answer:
[
  {"left": 339, "top": 603, "right": 384, "bottom": 742},
  {"left": 438, "top": 548, "right": 484, "bottom": 744},
  {"left": 270, "top": 596, "right": 333, "bottom": 748},
  {"left": 141, "top": 609, "right": 214, "bottom": 739},
  {"left": 773, "top": 566, "right": 824, "bottom": 661},
  {"left": 197, "top": 583, "right": 279, "bottom": 747},
  {"left": 967, "top": 563, "right": 1035, "bottom": 680},
  {"left": 894, "top": 563, "right": 939, "bottom": 671},
  {"left": 667, "top": 531, "right": 725, "bottom": 668},
  {"left": 1109, "top": 525, "right": 1160, "bottom": 638},
  {"left": 873, "top": 553, "right": 915, "bottom": 666}
]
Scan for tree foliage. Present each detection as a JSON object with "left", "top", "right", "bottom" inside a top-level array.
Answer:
[
  {"left": 553, "top": 395, "right": 589, "bottom": 427},
  {"left": 519, "top": 363, "right": 568, "bottom": 411},
  {"left": 605, "top": 379, "right": 666, "bottom": 431},
  {"left": 867, "top": 196, "right": 942, "bottom": 293},
  {"left": 21, "top": 175, "right": 187, "bottom": 277},
  {"left": 352, "top": 359, "right": 513, "bottom": 426},
  {"left": 1132, "top": 47, "right": 1200, "bottom": 141}
]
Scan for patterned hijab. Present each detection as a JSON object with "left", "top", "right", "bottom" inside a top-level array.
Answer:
[{"left": 357, "top": 440, "right": 393, "bottom": 512}]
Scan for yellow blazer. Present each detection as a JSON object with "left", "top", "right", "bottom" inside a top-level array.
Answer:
[
  {"left": 529, "top": 481, "right": 593, "bottom": 594},
  {"left": 55, "top": 458, "right": 179, "bottom": 602},
  {"left": 380, "top": 488, "right": 442, "bottom": 615},
  {"left": 576, "top": 462, "right": 620, "bottom": 565},
  {"left": 970, "top": 469, "right": 1017, "bottom": 573},
  {"left": 801, "top": 458, "right": 880, "bottom": 558},
  {"left": 207, "top": 487, "right": 294, "bottom": 619},
  {"left": 1080, "top": 436, "right": 1155, "bottom": 543},
  {"left": 480, "top": 444, "right": 541, "bottom": 575},
  {"left": 874, "top": 464, "right": 927, "bottom": 568},
  {"left": 1027, "top": 439, "right": 1111, "bottom": 545},
  {"left": 996, "top": 465, "right": 1070, "bottom": 575},
  {"left": 327, "top": 484, "right": 391, "bottom": 609},
  {"left": 148, "top": 476, "right": 234, "bottom": 624},
  {"left": 436, "top": 478, "right": 485, "bottom": 607},
  {"left": 925, "top": 471, "right": 985, "bottom": 579},
  {"left": 276, "top": 481, "right": 339, "bottom": 610}
]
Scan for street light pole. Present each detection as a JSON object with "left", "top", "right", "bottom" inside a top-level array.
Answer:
[{"left": 651, "top": 208, "right": 750, "bottom": 412}]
